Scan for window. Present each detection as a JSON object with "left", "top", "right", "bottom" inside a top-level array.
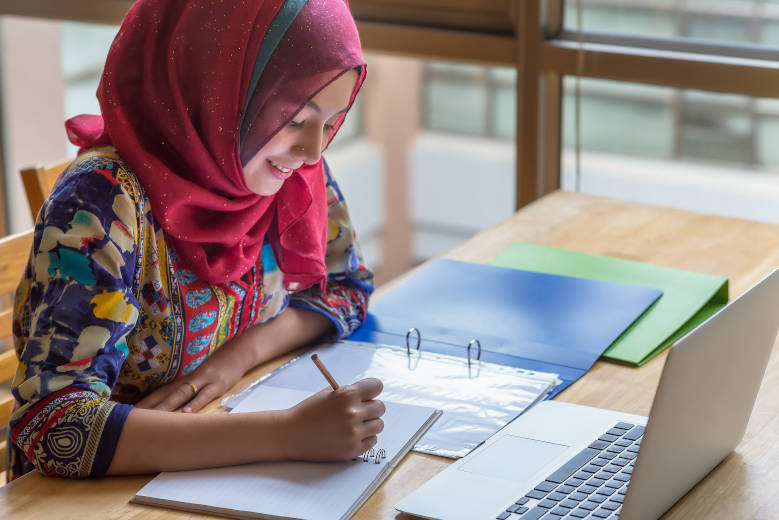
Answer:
[
  {"left": 563, "top": 0, "right": 779, "bottom": 47},
  {"left": 3, "top": 0, "right": 779, "bottom": 277},
  {"left": 423, "top": 62, "right": 516, "bottom": 140},
  {"left": 562, "top": 79, "right": 779, "bottom": 223},
  {"left": 61, "top": 22, "right": 118, "bottom": 154}
]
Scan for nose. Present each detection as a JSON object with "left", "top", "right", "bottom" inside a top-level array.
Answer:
[{"left": 292, "top": 125, "right": 325, "bottom": 165}]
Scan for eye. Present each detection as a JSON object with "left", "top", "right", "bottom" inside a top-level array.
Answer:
[
  {"left": 324, "top": 123, "right": 335, "bottom": 132},
  {"left": 287, "top": 120, "right": 304, "bottom": 128}
]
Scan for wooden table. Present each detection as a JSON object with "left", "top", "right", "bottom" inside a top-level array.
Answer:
[{"left": 3, "top": 191, "right": 778, "bottom": 519}]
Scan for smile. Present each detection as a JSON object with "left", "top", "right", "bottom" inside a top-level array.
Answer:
[{"left": 267, "top": 159, "right": 294, "bottom": 180}]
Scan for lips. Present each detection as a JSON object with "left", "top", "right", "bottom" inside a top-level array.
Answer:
[{"left": 267, "top": 159, "right": 295, "bottom": 180}]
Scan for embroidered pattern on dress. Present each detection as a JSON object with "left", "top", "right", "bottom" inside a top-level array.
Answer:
[
  {"left": 80, "top": 400, "right": 116, "bottom": 476},
  {"left": 11, "top": 389, "right": 104, "bottom": 478},
  {"left": 185, "top": 288, "right": 212, "bottom": 308},
  {"left": 9, "top": 151, "right": 374, "bottom": 481},
  {"left": 186, "top": 334, "right": 213, "bottom": 355},
  {"left": 142, "top": 279, "right": 168, "bottom": 314}
]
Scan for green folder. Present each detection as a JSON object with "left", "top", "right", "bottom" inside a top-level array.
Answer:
[{"left": 491, "top": 242, "right": 728, "bottom": 366}]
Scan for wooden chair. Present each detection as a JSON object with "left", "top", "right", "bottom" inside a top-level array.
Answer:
[
  {"left": 20, "top": 159, "right": 72, "bottom": 220},
  {"left": 0, "top": 230, "right": 34, "bottom": 482}
]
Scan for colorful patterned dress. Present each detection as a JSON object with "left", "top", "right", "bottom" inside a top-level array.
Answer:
[{"left": 8, "top": 147, "right": 373, "bottom": 480}]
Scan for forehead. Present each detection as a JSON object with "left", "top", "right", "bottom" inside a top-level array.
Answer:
[{"left": 310, "top": 70, "right": 358, "bottom": 110}]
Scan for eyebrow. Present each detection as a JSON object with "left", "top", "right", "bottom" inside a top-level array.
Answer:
[{"left": 307, "top": 101, "right": 349, "bottom": 116}]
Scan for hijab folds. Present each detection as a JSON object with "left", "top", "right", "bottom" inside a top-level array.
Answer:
[{"left": 65, "top": 0, "right": 366, "bottom": 291}]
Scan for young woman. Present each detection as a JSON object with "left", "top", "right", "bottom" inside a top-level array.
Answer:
[{"left": 8, "top": 0, "right": 384, "bottom": 480}]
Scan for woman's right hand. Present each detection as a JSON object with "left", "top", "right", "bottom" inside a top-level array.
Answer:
[{"left": 278, "top": 378, "right": 385, "bottom": 462}]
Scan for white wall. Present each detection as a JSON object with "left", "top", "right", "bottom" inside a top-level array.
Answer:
[
  {"left": 562, "top": 150, "right": 779, "bottom": 224},
  {"left": 0, "top": 17, "right": 68, "bottom": 231},
  {"left": 322, "top": 139, "right": 384, "bottom": 269},
  {"left": 409, "top": 132, "right": 516, "bottom": 260}
]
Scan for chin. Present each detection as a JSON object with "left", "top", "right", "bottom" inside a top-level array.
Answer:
[{"left": 248, "top": 182, "right": 283, "bottom": 196}]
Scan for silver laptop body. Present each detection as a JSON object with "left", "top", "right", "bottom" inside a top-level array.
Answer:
[{"left": 396, "top": 268, "right": 779, "bottom": 520}]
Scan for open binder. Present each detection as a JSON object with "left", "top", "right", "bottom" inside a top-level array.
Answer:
[
  {"left": 349, "top": 259, "right": 663, "bottom": 396},
  {"left": 225, "top": 341, "right": 560, "bottom": 458}
]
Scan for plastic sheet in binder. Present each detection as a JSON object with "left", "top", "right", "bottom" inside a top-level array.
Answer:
[{"left": 224, "top": 341, "right": 561, "bottom": 459}]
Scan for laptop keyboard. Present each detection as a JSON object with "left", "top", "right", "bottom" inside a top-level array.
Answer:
[{"left": 496, "top": 422, "right": 645, "bottom": 520}]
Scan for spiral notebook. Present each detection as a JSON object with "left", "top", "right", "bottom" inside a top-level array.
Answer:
[{"left": 133, "top": 386, "right": 440, "bottom": 520}]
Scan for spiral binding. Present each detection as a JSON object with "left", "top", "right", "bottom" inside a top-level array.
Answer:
[
  {"left": 355, "top": 447, "right": 387, "bottom": 464},
  {"left": 405, "top": 328, "right": 482, "bottom": 367}
]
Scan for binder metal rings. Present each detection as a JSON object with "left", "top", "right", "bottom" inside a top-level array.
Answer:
[
  {"left": 406, "top": 328, "right": 421, "bottom": 356},
  {"left": 405, "top": 327, "right": 483, "bottom": 370},
  {"left": 358, "top": 448, "right": 387, "bottom": 464},
  {"left": 467, "top": 339, "right": 482, "bottom": 366}
]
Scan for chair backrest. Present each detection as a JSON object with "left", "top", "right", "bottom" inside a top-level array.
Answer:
[
  {"left": 20, "top": 159, "right": 72, "bottom": 220},
  {"left": 0, "top": 230, "right": 34, "bottom": 479}
]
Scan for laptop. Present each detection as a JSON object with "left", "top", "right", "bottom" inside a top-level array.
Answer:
[{"left": 396, "top": 268, "right": 779, "bottom": 520}]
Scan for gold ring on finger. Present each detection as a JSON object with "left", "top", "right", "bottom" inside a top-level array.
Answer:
[{"left": 185, "top": 381, "right": 198, "bottom": 395}]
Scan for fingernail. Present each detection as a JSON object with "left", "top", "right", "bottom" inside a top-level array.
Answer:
[{"left": 182, "top": 407, "right": 192, "bottom": 413}]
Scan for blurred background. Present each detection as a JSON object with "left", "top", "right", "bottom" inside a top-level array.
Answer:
[{"left": 1, "top": 0, "right": 779, "bottom": 289}]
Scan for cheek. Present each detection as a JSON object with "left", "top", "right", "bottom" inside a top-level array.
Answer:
[
  {"left": 244, "top": 152, "right": 267, "bottom": 178},
  {"left": 245, "top": 131, "right": 290, "bottom": 164},
  {"left": 263, "top": 130, "right": 293, "bottom": 153}
]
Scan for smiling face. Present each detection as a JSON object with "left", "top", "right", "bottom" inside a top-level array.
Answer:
[{"left": 241, "top": 70, "right": 358, "bottom": 196}]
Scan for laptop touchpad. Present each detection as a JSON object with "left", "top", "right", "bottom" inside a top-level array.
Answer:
[{"left": 459, "top": 435, "right": 570, "bottom": 482}]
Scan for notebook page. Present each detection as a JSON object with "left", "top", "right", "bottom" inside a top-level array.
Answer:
[{"left": 134, "top": 387, "right": 438, "bottom": 520}]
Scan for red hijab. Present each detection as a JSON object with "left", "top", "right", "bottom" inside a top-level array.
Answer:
[{"left": 65, "top": 0, "right": 366, "bottom": 290}]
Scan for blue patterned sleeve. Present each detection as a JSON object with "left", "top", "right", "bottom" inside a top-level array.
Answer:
[
  {"left": 289, "top": 160, "right": 375, "bottom": 338},
  {"left": 9, "top": 160, "right": 140, "bottom": 479}
]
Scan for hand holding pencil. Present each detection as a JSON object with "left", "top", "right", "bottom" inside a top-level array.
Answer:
[{"left": 277, "top": 354, "right": 386, "bottom": 462}]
